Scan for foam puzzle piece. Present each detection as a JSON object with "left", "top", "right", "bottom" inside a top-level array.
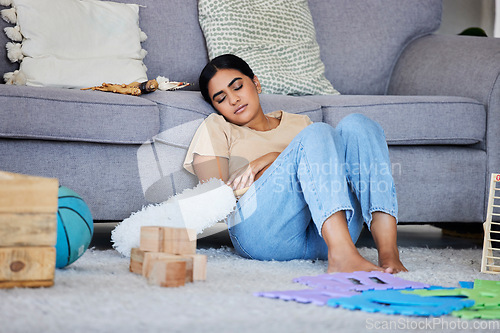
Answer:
[
  {"left": 459, "top": 281, "right": 474, "bottom": 289},
  {"left": 452, "top": 308, "right": 500, "bottom": 320},
  {"left": 406, "top": 280, "right": 500, "bottom": 319},
  {"left": 293, "top": 271, "right": 429, "bottom": 292},
  {"left": 407, "top": 288, "right": 500, "bottom": 308},
  {"left": 473, "top": 279, "right": 500, "bottom": 290},
  {"left": 255, "top": 288, "right": 358, "bottom": 306},
  {"left": 327, "top": 290, "right": 474, "bottom": 317}
]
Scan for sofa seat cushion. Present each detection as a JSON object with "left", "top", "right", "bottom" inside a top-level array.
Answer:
[
  {"left": 303, "top": 95, "right": 485, "bottom": 145},
  {"left": 143, "top": 90, "right": 322, "bottom": 148},
  {"left": 0, "top": 85, "right": 160, "bottom": 144}
]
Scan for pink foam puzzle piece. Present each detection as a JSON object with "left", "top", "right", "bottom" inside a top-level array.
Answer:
[
  {"left": 255, "top": 288, "right": 358, "bottom": 306},
  {"left": 293, "top": 271, "right": 429, "bottom": 292}
]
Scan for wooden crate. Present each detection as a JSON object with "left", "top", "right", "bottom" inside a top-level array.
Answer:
[
  {"left": 481, "top": 173, "right": 500, "bottom": 274},
  {"left": 0, "top": 171, "right": 58, "bottom": 288}
]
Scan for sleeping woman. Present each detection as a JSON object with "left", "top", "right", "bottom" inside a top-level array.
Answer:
[{"left": 183, "top": 54, "right": 407, "bottom": 273}]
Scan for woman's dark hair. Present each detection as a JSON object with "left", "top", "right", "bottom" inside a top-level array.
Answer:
[{"left": 199, "top": 54, "right": 255, "bottom": 106}]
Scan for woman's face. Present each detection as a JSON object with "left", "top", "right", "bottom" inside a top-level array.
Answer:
[{"left": 207, "top": 68, "right": 263, "bottom": 127}]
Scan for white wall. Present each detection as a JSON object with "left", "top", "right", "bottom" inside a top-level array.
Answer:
[{"left": 437, "top": 0, "right": 496, "bottom": 37}]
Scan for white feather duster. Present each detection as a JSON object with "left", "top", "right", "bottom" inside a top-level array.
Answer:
[{"left": 111, "top": 178, "right": 237, "bottom": 257}]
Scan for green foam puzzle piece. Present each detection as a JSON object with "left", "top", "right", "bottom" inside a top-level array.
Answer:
[
  {"left": 473, "top": 279, "right": 500, "bottom": 291},
  {"left": 407, "top": 288, "right": 500, "bottom": 308},
  {"left": 452, "top": 308, "right": 500, "bottom": 320},
  {"left": 404, "top": 281, "right": 500, "bottom": 319}
]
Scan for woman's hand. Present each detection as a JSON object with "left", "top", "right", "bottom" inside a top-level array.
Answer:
[{"left": 227, "top": 152, "right": 280, "bottom": 190}]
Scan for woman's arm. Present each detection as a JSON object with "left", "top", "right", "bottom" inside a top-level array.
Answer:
[
  {"left": 228, "top": 152, "right": 280, "bottom": 190},
  {"left": 192, "top": 154, "right": 229, "bottom": 183}
]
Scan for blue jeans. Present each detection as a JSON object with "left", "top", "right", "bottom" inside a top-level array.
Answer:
[{"left": 227, "top": 114, "right": 398, "bottom": 261}]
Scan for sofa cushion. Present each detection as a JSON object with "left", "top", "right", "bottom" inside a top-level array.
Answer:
[
  {"left": 308, "top": 0, "right": 442, "bottom": 95},
  {"left": 2, "top": 0, "right": 148, "bottom": 88},
  {"left": 0, "top": 85, "right": 160, "bottom": 144},
  {"left": 143, "top": 91, "right": 323, "bottom": 146},
  {"left": 198, "top": 0, "right": 339, "bottom": 96},
  {"left": 303, "top": 95, "right": 485, "bottom": 145}
]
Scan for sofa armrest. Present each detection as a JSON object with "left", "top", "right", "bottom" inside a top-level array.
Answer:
[{"left": 388, "top": 34, "right": 500, "bottom": 176}]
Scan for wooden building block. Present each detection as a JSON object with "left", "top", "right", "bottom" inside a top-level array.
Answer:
[
  {"left": 140, "top": 226, "right": 164, "bottom": 252},
  {"left": 140, "top": 226, "right": 197, "bottom": 255},
  {"left": 0, "top": 246, "right": 56, "bottom": 288},
  {"left": 163, "top": 227, "right": 197, "bottom": 255},
  {"left": 129, "top": 247, "right": 146, "bottom": 274},
  {"left": 0, "top": 213, "right": 57, "bottom": 247},
  {"left": 0, "top": 171, "right": 58, "bottom": 214},
  {"left": 143, "top": 252, "right": 193, "bottom": 283},
  {"left": 146, "top": 259, "right": 186, "bottom": 288},
  {"left": 185, "top": 254, "right": 207, "bottom": 281}
]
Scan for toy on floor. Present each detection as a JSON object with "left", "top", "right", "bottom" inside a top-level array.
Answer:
[
  {"left": 56, "top": 186, "right": 93, "bottom": 268},
  {"left": 111, "top": 178, "right": 237, "bottom": 257},
  {"left": 481, "top": 173, "right": 500, "bottom": 274},
  {"left": 81, "top": 76, "right": 190, "bottom": 96},
  {"left": 406, "top": 279, "right": 500, "bottom": 320},
  {"left": 327, "top": 289, "right": 474, "bottom": 316},
  {"left": 293, "top": 271, "right": 429, "bottom": 291},
  {"left": 129, "top": 226, "right": 207, "bottom": 287},
  {"left": 257, "top": 271, "right": 429, "bottom": 306},
  {"left": 0, "top": 171, "right": 58, "bottom": 288},
  {"left": 256, "top": 288, "right": 358, "bottom": 306}
]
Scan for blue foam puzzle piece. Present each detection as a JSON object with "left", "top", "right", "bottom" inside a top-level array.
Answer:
[
  {"left": 327, "top": 290, "right": 474, "bottom": 317},
  {"left": 459, "top": 281, "right": 474, "bottom": 289}
]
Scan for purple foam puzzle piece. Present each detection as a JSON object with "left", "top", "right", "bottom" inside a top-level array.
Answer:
[
  {"left": 255, "top": 288, "right": 358, "bottom": 306},
  {"left": 293, "top": 271, "right": 429, "bottom": 292}
]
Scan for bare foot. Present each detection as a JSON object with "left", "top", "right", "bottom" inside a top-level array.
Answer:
[
  {"left": 321, "top": 211, "right": 388, "bottom": 274},
  {"left": 378, "top": 249, "right": 408, "bottom": 274},
  {"left": 370, "top": 212, "right": 408, "bottom": 274},
  {"left": 327, "top": 251, "right": 385, "bottom": 273}
]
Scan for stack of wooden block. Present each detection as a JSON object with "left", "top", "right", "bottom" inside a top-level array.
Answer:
[
  {"left": 130, "top": 226, "right": 207, "bottom": 287},
  {"left": 0, "top": 171, "right": 59, "bottom": 288}
]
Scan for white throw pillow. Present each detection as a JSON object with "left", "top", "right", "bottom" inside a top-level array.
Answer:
[{"left": 1, "top": 0, "right": 148, "bottom": 88}]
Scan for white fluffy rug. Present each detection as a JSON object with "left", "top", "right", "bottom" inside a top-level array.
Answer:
[{"left": 1, "top": 244, "right": 499, "bottom": 333}]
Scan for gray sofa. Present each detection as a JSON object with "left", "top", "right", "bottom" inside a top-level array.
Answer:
[{"left": 0, "top": 0, "right": 498, "bottom": 227}]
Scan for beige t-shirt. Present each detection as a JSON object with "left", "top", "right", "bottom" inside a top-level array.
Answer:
[{"left": 183, "top": 110, "right": 313, "bottom": 176}]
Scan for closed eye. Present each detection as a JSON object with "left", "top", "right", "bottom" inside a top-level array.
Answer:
[
  {"left": 213, "top": 77, "right": 243, "bottom": 104},
  {"left": 216, "top": 84, "right": 242, "bottom": 104},
  {"left": 216, "top": 95, "right": 226, "bottom": 104}
]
